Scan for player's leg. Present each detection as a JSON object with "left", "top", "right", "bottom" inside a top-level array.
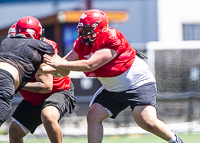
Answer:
[
  {"left": 9, "top": 100, "right": 36, "bottom": 143},
  {"left": 87, "top": 103, "right": 110, "bottom": 143},
  {"left": 9, "top": 100, "right": 42, "bottom": 143},
  {"left": 41, "top": 106, "right": 62, "bottom": 143},
  {"left": 87, "top": 89, "right": 128, "bottom": 143},
  {"left": 128, "top": 82, "right": 184, "bottom": 143},
  {"left": 9, "top": 119, "right": 29, "bottom": 143},
  {"left": 132, "top": 105, "right": 184, "bottom": 143},
  {"left": 41, "top": 84, "right": 75, "bottom": 143},
  {"left": 133, "top": 105, "right": 174, "bottom": 140}
]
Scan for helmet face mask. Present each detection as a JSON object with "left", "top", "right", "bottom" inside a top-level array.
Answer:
[
  {"left": 16, "top": 16, "right": 43, "bottom": 40},
  {"left": 77, "top": 24, "right": 95, "bottom": 44},
  {"left": 78, "top": 25, "right": 93, "bottom": 37},
  {"left": 77, "top": 9, "right": 108, "bottom": 45}
]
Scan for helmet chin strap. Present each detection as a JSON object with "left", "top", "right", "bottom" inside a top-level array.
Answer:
[{"left": 82, "top": 38, "right": 92, "bottom": 45}]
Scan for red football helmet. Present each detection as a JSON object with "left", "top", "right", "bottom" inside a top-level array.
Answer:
[
  {"left": 77, "top": 9, "right": 108, "bottom": 44},
  {"left": 16, "top": 16, "right": 43, "bottom": 40},
  {"left": 8, "top": 23, "right": 16, "bottom": 37}
]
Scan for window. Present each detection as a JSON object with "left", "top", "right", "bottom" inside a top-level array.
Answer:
[{"left": 183, "top": 24, "right": 200, "bottom": 41}]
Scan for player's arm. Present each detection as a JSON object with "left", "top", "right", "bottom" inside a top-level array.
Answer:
[
  {"left": 22, "top": 64, "right": 53, "bottom": 93},
  {"left": 39, "top": 49, "right": 79, "bottom": 75},
  {"left": 44, "top": 48, "right": 118, "bottom": 72},
  {"left": 55, "top": 50, "right": 79, "bottom": 76},
  {"left": 37, "top": 62, "right": 57, "bottom": 74},
  {"left": 21, "top": 73, "right": 53, "bottom": 93},
  {"left": 37, "top": 55, "right": 70, "bottom": 76}
]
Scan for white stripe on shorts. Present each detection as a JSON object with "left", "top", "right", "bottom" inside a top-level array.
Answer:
[{"left": 89, "top": 86, "right": 105, "bottom": 107}]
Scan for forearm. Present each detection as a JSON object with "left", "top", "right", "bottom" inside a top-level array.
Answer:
[
  {"left": 55, "top": 49, "right": 117, "bottom": 72},
  {"left": 37, "top": 65, "right": 58, "bottom": 74},
  {"left": 44, "top": 48, "right": 116, "bottom": 72},
  {"left": 38, "top": 65, "right": 70, "bottom": 76},
  {"left": 22, "top": 82, "right": 52, "bottom": 93},
  {"left": 58, "top": 59, "right": 93, "bottom": 72},
  {"left": 57, "top": 68, "right": 70, "bottom": 77}
]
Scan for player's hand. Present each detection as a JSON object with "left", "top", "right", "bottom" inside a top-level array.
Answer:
[{"left": 43, "top": 53, "right": 62, "bottom": 68}]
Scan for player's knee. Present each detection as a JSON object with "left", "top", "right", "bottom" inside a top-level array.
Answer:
[
  {"left": 87, "top": 110, "right": 97, "bottom": 123},
  {"left": 41, "top": 107, "right": 59, "bottom": 124},
  {"left": 137, "top": 120, "right": 156, "bottom": 132},
  {"left": 9, "top": 124, "right": 15, "bottom": 137},
  {"left": 87, "top": 109, "right": 104, "bottom": 124},
  {"left": 9, "top": 122, "right": 25, "bottom": 139},
  {"left": 41, "top": 112, "right": 54, "bottom": 124}
]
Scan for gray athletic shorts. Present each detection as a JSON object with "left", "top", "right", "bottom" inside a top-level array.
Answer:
[
  {"left": 0, "top": 69, "right": 15, "bottom": 126},
  {"left": 12, "top": 83, "right": 75, "bottom": 133},
  {"left": 93, "top": 82, "right": 157, "bottom": 119}
]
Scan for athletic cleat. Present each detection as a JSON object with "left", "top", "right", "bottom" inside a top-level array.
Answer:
[{"left": 175, "top": 134, "right": 184, "bottom": 143}]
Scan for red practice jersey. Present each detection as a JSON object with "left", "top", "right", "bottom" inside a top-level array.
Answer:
[
  {"left": 74, "top": 27, "right": 136, "bottom": 77},
  {"left": 19, "top": 39, "right": 71, "bottom": 105},
  {"left": 43, "top": 38, "right": 58, "bottom": 54}
]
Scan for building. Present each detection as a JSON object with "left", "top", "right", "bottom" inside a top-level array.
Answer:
[{"left": 0, "top": 0, "right": 158, "bottom": 55}]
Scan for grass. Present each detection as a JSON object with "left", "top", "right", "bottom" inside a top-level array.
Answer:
[{"left": 1, "top": 133, "right": 200, "bottom": 143}]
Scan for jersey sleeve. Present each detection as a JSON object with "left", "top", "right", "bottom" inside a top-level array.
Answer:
[{"left": 43, "top": 38, "right": 58, "bottom": 54}]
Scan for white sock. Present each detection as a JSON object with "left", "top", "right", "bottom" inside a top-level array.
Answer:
[{"left": 168, "top": 134, "right": 176, "bottom": 143}]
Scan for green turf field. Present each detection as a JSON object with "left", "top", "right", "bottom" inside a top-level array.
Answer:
[{"left": 1, "top": 133, "right": 199, "bottom": 143}]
